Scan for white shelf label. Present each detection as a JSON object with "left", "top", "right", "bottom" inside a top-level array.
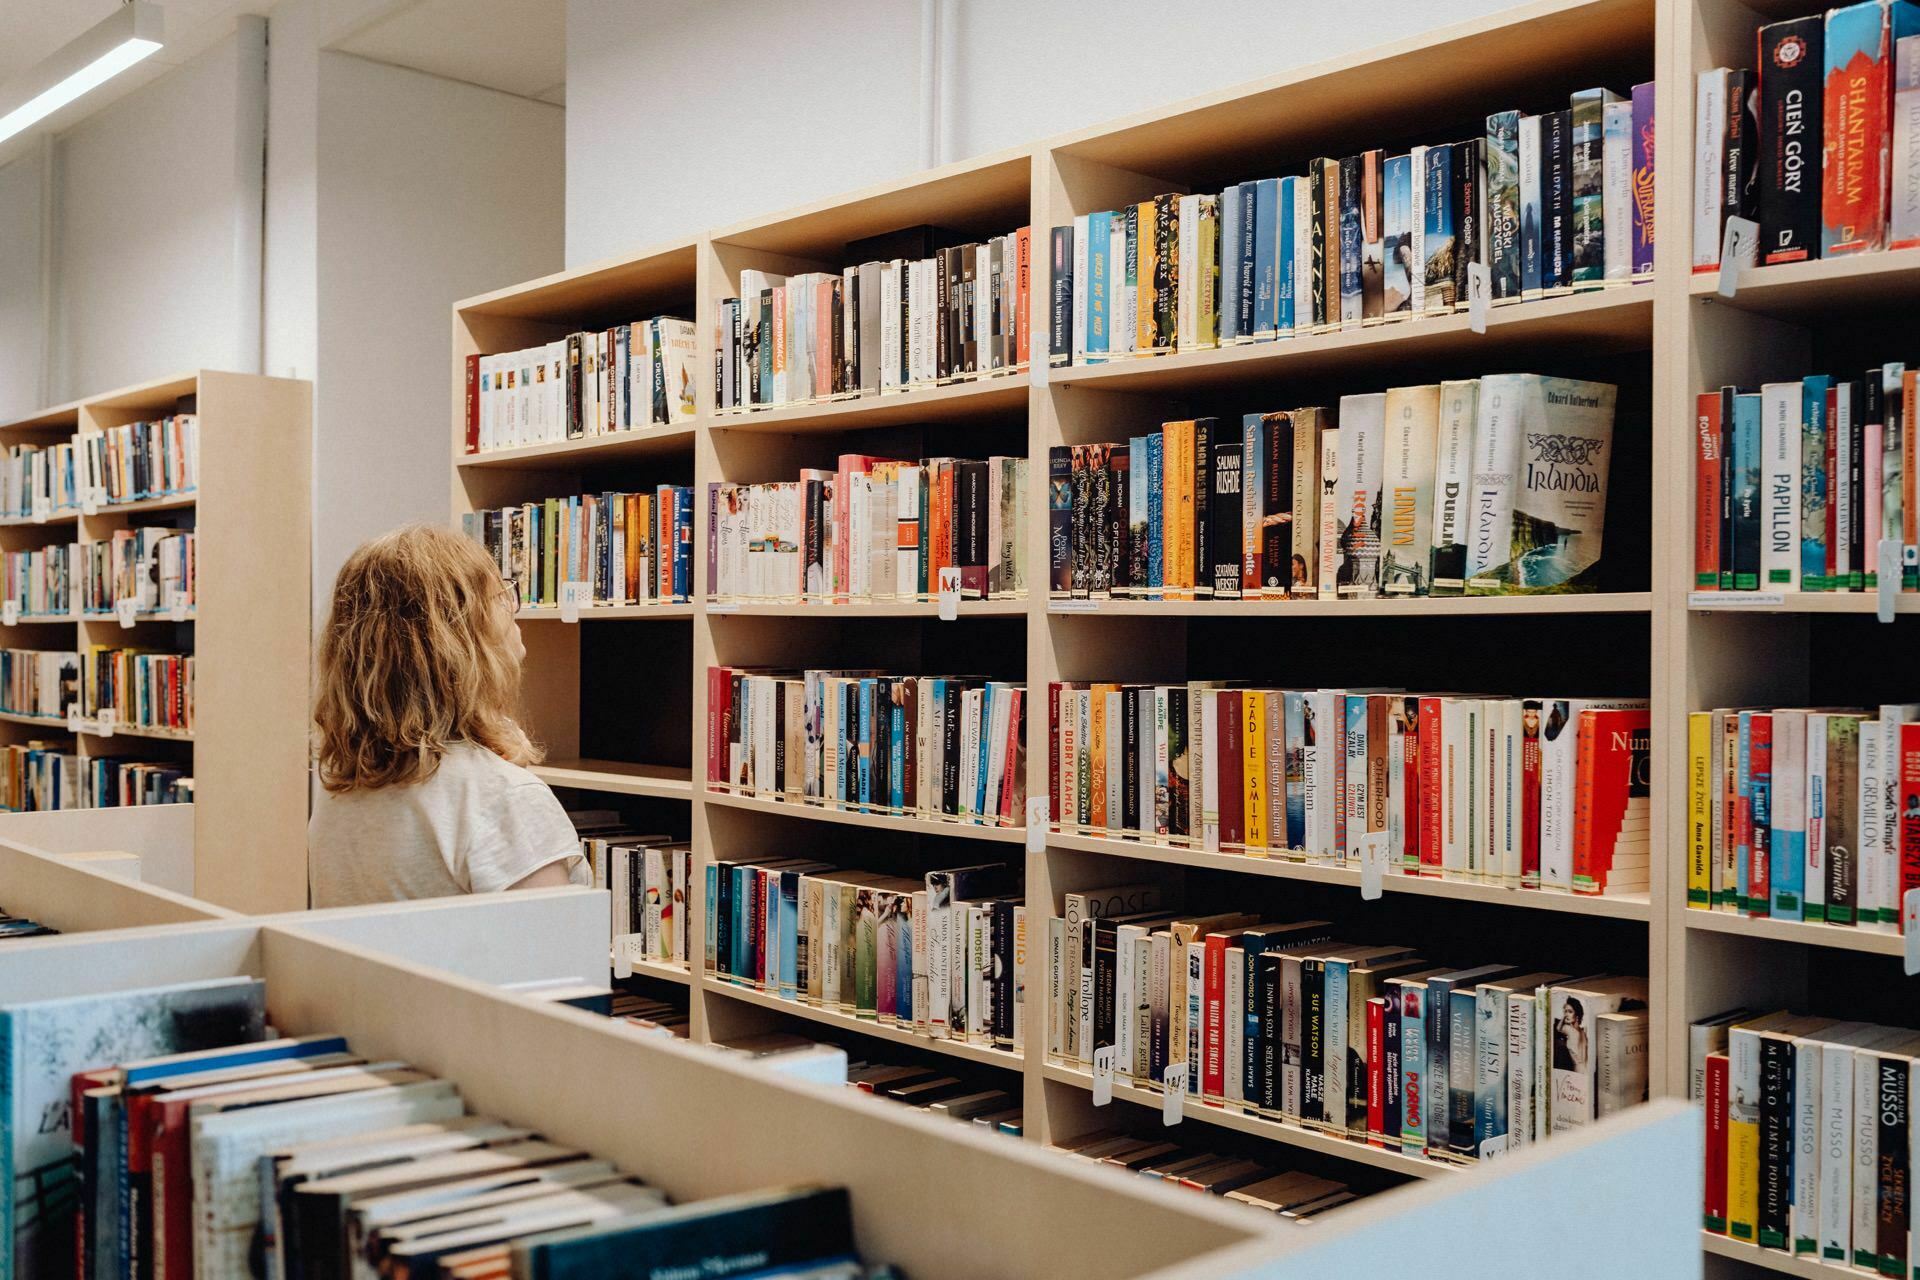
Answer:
[
  {"left": 96, "top": 708, "right": 114, "bottom": 738},
  {"left": 1025, "top": 797, "right": 1047, "bottom": 852},
  {"left": 1047, "top": 599, "right": 1098, "bottom": 613},
  {"left": 1718, "top": 217, "right": 1759, "bottom": 298},
  {"left": 31, "top": 494, "right": 49, "bottom": 524},
  {"left": 1359, "top": 833, "right": 1391, "bottom": 901},
  {"left": 66, "top": 708, "right": 83, "bottom": 734},
  {"left": 1879, "top": 539, "right": 1901, "bottom": 623},
  {"left": 116, "top": 598, "right": 138, "bottom": 629},
  {"left": 1161, "top": 1063, "right": 1187, "bottom": 1125},
  {"left": 169, "top": 598, "right": 189, "bottom": 622},
  {"left": 1466, "top": 262, "right": 1491, "bottom": 334},
  {"left": 705, "top": 600, "right": 739, "bottom": 613},
  {"left": 1905, "top": 889, "right": 1919, "bottom": 977},
  {"left": 2, "top": 602, "right": 17, "bottom": 627},
  {"left": 80, "top": 492, "right": 97, "bottom": 517},
  {"left": 612, "top": 940, "right": 633, "bottom": 980},
  {"left": 936, "top": 567, "right": 962, "bottom": 622},
  {"left": 1092, "top": 1046, "right": 1116, "bottom": 1107},
  {"left": 559, "top": 580, "right": 585, "bottom": 623},
  {"left": 1689, "top": 591, "right": 1785, "bottom": 609}
]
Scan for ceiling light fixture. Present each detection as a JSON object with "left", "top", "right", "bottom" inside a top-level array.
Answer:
[{"left": 0, "top": 2, "right": 165, "bottom": 145}]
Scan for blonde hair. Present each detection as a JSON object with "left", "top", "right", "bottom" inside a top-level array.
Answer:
[{"left": 314, "top": 524, "right": 538, "bottom": 791}]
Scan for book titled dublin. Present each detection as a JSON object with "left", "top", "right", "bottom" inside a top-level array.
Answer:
[{"left": 1759, "top": 16, "right": 1824, "bottom": 264}]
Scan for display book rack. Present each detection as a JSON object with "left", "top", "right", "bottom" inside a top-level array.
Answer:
[
  {"left": 0, "top": 370, "right": 311, "bottom": 915},
  {"left": 449, "top": 0, "right": 1904, "bottom": 1264},
  {"left": 1, "top": 865, "right": 1706, "bottom": 1280}
]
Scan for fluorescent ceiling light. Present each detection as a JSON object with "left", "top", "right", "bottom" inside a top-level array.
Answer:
[{"left": 0, "top": 3, "right": 165, "bottom": 145}]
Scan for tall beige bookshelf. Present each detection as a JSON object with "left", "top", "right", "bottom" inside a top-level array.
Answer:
[
  {"left": 451, "top": 0, "right": 1917, "bottom": 1262},
  {"left": 0, "top": 370, "right": 311, "bottom": 914}
]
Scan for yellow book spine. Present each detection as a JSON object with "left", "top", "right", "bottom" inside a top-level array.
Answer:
[
  {"left": 1090, "top": 686, "right": 1110, "bottom": 830},
  {"left": 1688, "top": 712, "right": 1712, "bottom": 909},
  {"left": 1136, "top": 201, "right": 1157, "bottom": 350},
  {"left": 1243, "top": 690, "right": 1267, "bottom": 852},
  {"left": 1174, "top": 421, "right": 1195, "bottom": 596},
  {"left": 1727, "top": 1117, "right": 1760, "bottom": 1241}
]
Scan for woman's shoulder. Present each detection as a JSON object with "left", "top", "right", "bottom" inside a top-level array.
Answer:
[{"left": 434, "top": 742, "right": 548, "bottom": 791}]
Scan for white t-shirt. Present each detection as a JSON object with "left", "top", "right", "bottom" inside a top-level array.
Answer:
[{"left": 309, "top": 743, "right": 588, "bottom": 908}]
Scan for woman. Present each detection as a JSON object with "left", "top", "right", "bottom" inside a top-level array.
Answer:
[{"left": 308, "top": 525, "right": 587, "bottom": 907}]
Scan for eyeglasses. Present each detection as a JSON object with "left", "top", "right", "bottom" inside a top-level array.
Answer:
[{"left": 500, "top": 576, "right": 522, "bottom": 615}]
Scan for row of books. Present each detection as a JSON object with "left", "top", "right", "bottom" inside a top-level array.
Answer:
[
  {"left": 1055, "top": 1130, "right": 1360, "bottom": 1218},
  {"left": 613, "top": 990, "right": 690, "bottom": 1037},
  {"left": 578, "top": 830, "right": 692, "bottom": 967},
  {"left": 1, "top": 969, "right": 891, "bottom": 1280},
  {"left": 1, "top": 415, "right": 199, "bottom": 519},
  {"left": 1046, "top": 890, "right": 1650, "bottom": 1159},
  {"left": 708, "top": 454, "right": 1030, "bottom": 603},
  {"left": 0, "top": 647, "right": 195, "bottom": 734},
  {"left": 2, "top": 530, "right": 194, "bottom": 620},
  {"left": 707, "top": 858, "right": 1025, "bottom": 1051},
  {"left": 0, "top": 905, "right": 54, "bottom": 941},
  {"left": 1685, "top": 705, "right": 1920, "bottom": 927},
  {"left": 1049, "top": 86, "right": 1654, "bottom": 366},
  {"left": 706, "top": 667, "right": 1029, "bottom": 827},
  {"left": 1051, "top": 684, "right": 1652, "bottom": 896},
  {"left": 465, "top": 486, "right": 697, "bottom": 608},
  {"left": 1694, "top": 1, "right": 1920, "bottom": 270},
  {"left": 713, "top": 227, "right": 1034, "bottom": 412},
  {"left": 0, "top": 743, "right": 191, "bottom": 812},
  {"left": 464, "top": 317, "right": 700, "bottom": 454},
  {"left": 1050, "top": 376, "right": 1619, "bottom": 602},
  {"left": 1693, "top": 1008, "right": 1920, "bottom": 1274},
  {"left": 1696, "top": 369, "right": 1917, "bottom": 592}
]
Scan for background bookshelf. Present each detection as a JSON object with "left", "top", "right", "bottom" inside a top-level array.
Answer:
[
  {"left": 0, "top": 370, "right": 310, "bottom": 914},
  {"left": 449, "top": 0, "right": 1851, "bottom": 1237}
]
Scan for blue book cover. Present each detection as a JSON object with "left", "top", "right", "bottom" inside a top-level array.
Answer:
[
  {"left": 703, "top": 862, "right": 718, "bottom": 969},
  {"left": 762, "top": 868, "right": 779, "bottom": 983},
  {"left": 1252, "top": 177, "right": 1279, "bottom": 335},
  {"left": 1447, "top": 988, "right": 1478, "bottom": 1153},
  {"left": 1398, "top": 983, "right": 1427, "bottom": 1150},
  {"left": 1218, "top": 185, "right": 1242, "bottom": 343},
  {"left": 672, "top": 486, "right": 693, "bottom": 599},
  {"left": 513, "top": 1186, "right": 857, "bottom": 1280},
  {"left": 890, "top": 704, "right": 906, "bottom": 810},
  {"left": 1382, "top": 153, "right": 1413, "bottom": 314},
  {"left": 121, "top": 1034, "right": 347, "bottom": 1087},
  {"left": 1732, "top": 393, "right": 1763, "bottom": 591},
  {"left": 1801, "top": 375, "right": 1831, "bottom": 589},
  {"left": 1276, "top": 177, "right": 1297, "bottom": 334},
  {"left": 1087, "top": 209, "right": 1112, "bottom": 360},
  {"left": 857, "top": 679, "right": 875, "bottom": 806},
  {"left": 731, "top": 866, "right": 751, "bottom": 977},
  {"left": 1324, "top": 957, "right": 1351, "bottom": 1128},
  {"left": 975, "top": 685, "right": 996, "bottom": 815},
  {"left": 1337, "top": 158, "right": 1363, "bottom": 322},
  {"left": 1425, "top": 965, "right": 1516, "bottom": 1150},
  {"left": 779, "top": 871, "right": 800, "bottom": 995},
  {"left": 1735, "top": 712, "right": 1753, "bottom": 911},
  {"left": 1237, "top": 180, "right": 1260, "bottom": 336},
  {"left": 1770, "top": 725, "right": 1803, "bottom": 922},
  {"left": 1422, "top": 144, "right": 1456, "bottom": 309},
  {"left": 896, "top": 909, "right": 913, "bottom": 1017},
  {"left": 1284, "top": 690, "right": 1307, "bottom": 849},
  {"left": 1146, "top": 433, "right": 1164, "bottom": 593}
]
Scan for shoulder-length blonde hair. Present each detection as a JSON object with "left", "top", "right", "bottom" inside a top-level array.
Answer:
[{"left": 314, "top": 524, "right": 539, "bottom": 791}]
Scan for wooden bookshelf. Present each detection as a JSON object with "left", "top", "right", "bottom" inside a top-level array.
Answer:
[
  {"left": 0, "top": 838, "right": 235, "bottom": 933},
  {"left": 451, "top": 0, "right": 1698, "bottom": 1207},
  {"left": 0, "top": 370, "right": 310, "bottom": 913}
]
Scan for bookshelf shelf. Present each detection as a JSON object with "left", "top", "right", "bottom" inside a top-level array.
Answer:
[
  {"left": 0, "top": 370, "right": 310, "bottom": 913},
  {"left": 1043, "top": 591, "right": 1654, "bottom": 618},
  {"left": 622, "top": 955, "right": 694, "bottom": 986},
  {"left": 706, "top": 375, "right": 1027, "bottom": 436},
  {"left": 533, "top": 758, "right": 694, "bottom": 799},
  {"left": 707, "top": 598, "right": 1028, "bottom": 618},
  {"left": 1698, "top": 1233, "right": 1840, "bottom": 1278},
  {"left": 1685, "top": 247, "right": 1920, "bottom": 317},
  {"left": 459, "top": 425, "right": 697, "bottom": 468},
  {"left": 1686, "top": 590, "right": 1920, "bottom": 614},
  {"left": 1050, "top": 288, "right": 1653, "bottom": 397},
  {"left": 1040, "top": 1062, "right": 1453, "bottom": 1180},
  {"left": 518, "top": 602, "right": 695, "bottom": 621},
  {"left": 1682, "top": 909, "right": 1908, "bottom": 958},
  {"left": 702, "top": 976, "right": 1025, "bottom": 1071},
  {"left": 1044, "top": 829, "right": 1655, "bottom": 920},
  {"left": 702, "top": 787, "right": 1026, "bottom": 844}
]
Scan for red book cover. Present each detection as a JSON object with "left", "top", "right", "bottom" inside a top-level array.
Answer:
[
  {"left": 1218, "top": 690, "right": 1245, "bottom": 849},
  {"left": 1399, "top": 698, "right": 1422, "bottom": 867},
  {"left": 999, "top": 688, "right": 1024, "bottom": 822},
  {"left": 1821, "top": 3, "right": 1893, "bottom": 255},
  {"left": 1705, "top": 1051, "right": 1731, "bottom": 1231},
  {"left": 1202, "top": 933, "right": 1230, "bottom": 1098},
  {"left": 706, "top": 666, "right": 729, "bottom": 784},
  {"left": 1747, "top": 713, "right": 1774, "bottom": 916},
  {"left": 464, "top": 353, "right": 480, "bottom": 454},
  {"left": 1572, "top": 708, "right": 1652, "bottom": 894},
  {"left": 936, "top": 462, "right": 956, "bottom": 582},
  {"left": 1047, "top": 682, "right": 1062, "bottom": 823},
  {"left": 1696, "top": 392, "right": 1723, "bottom": 588},
  {"left": 1899, "top": 721, "right": 1920, "bottom": 930},
  {"left": 1418, "top": 697, "right": 1445, "bottom": 871},
  {"left": 1521, "top": 700, "right": 1544, "bottom": 886},
  {"left": 1365, "top": 997, "right": 1386, "bottom": 1142}
]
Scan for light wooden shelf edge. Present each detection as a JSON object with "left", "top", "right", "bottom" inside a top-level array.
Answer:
[
  {"left": 533, "top": 759, "right": 693, "bottom": 799},
  {"left": 1045, "top": 592, "right": 1653, "bottom": 618},
  {"left": 701, "top": 787, "right": 1026, "bottom": 844},
  {"left": 700, "top": 976, "right": 1025, "bottom": 1070},
  {"left": 1682, "top": 908, "right": 1907, "bottom": 957}
]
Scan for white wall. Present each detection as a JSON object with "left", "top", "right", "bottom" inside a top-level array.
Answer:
[
  {"left": 563, "top": 0, "right": 1516, "bottom": 266},
  {"left": 311, "top": 52, "right": 565, "bottom": 603},
  {"left": 0, "top": 150, "right": 46, "bottom": 419}
]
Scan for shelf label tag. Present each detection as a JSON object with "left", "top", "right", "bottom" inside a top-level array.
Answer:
[
  {"left": 70, "top": 596, "right": 83, "bottom": 620},
  {"left": 116, "top": 598, "right": 138, "bottom": 629},
  {"left": 1688, "top": 590, "right": 1785, "bottom": 609},
  {"left": 1092, "top": 1046, "right": 1116, "bottom": 1106},
  {"left": 936, "top": 567, "right": 962, "bottom": 622},
  {"left": 705, "top": 600, "right": 739, "bottom": 614},
  {"left": 559, "top": 580, "right": 584, "bottom": 623},
  {"left": 612, "top": 940, "right": 633, "bottom": 981},
  {"left": 1905, "top": 890, "right": 1919, "bottom": 977},
  {"left": 31, "top": 494, "right": 49, "bottom": 524},
  {"left": 66, "top": 709, "right": 84, "bottom": 734},
  {"left": 1718, "top": 217, "right": 1758, "bottom": 297},
  {"left": 169, "top": 598, "right": 189, "bottom": 622},
  {"left": 1161, "top": 1063, "right": 1187, "bottom": 1125},
  {"left": 1359, "top": 832, "right": 1390, "bottom": 901},
  {"left": 1466, "top": 262, "right": 1491, "bottom": 334},
  {"left": 1047, "top": 598, "right": 1098, "bottom": 613},
  {"left": 1879, "top": 539, "right": 1901, "bottom": 623},
  {"left": 1025, "top": 797, "right": 1047, "bottom": 852},
  {"left": 95, "top": 708, "right": 114, "bottom": 738},
  {"left": 80, "top": 491, "right": 97, "bottom": 517},
  {"left": 1, "top": 602, "right": 17, "bottom": 627}
]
